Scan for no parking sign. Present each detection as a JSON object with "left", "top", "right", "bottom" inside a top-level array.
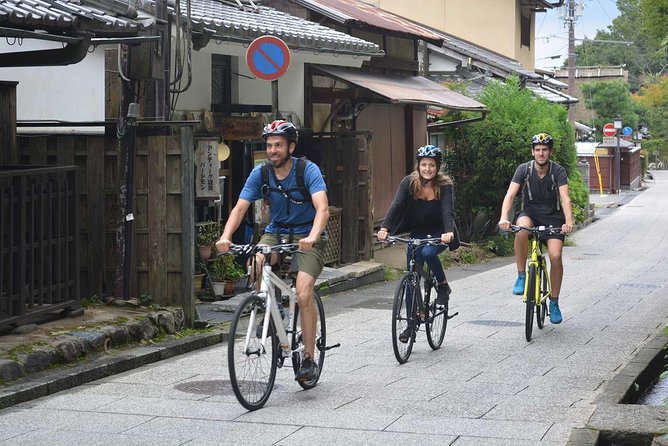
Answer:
[{"left": 246, "top": 36, "right": 291, "bottom": 81}]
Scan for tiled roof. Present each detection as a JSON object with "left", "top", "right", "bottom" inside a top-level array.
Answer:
[
  {"left": 180, "top": 0, "right": 382, "bottom": 55},
  {"left": 290, "top": 0, "right": 443, "bottom": 44},
  {"left": 0, "top": 0, "right": 154, "bottom": 35}
]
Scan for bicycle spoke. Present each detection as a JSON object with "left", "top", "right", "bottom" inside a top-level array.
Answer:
[{"left": 228, "top": 295, "right": 277, "bottom": 410}]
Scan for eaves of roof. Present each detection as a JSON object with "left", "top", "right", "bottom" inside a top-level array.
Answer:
[
  {"left": 290, "top": 0, "right": 443, "bottom": 45},
  {"left": 178, "top": 0, "right": 382, "bottom": 56},
  {"left": 0, "top": 0, "right": 154, "bottom": 35}
]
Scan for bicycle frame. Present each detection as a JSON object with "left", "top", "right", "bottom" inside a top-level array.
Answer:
[
  {"left": 523, "top": 233, "right": 552, "bottom": 305},
  {"left": 255, "top": 263, "right": 296, "bottom": 353}
]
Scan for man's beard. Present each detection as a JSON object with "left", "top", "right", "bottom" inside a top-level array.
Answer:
[
  {"left": 535, "top": 159, "right": 549, "bottom": 168},
  {"left": 271, "top": 153, "right": 291, "bottom": 168}
]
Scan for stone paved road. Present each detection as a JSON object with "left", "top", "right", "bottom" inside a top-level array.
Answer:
[{"left": 1, "top": 172, "right": 667, "bottom": 445}]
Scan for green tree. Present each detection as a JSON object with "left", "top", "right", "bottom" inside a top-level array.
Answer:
[
  {"left": 633, "top": 75, "right": 668, "bottom": 165},
  {"left": 571, "top": 0, "right": 668, "bottom": 90},
  {"left": 439, "top": 78, "right": 589, "bottom": 240},
  {"left": 579, "top": 80, "right": 639, "bottom": 137},
  {"left": 640, "top": 0, "right": 668, "bottom": 51}
]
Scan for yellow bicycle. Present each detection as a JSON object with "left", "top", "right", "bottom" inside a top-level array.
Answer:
[{"left": 510, "top": 225, "right": 562, "bottom": 341}]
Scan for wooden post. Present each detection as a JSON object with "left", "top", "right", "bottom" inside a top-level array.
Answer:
[
  {"left": 0, "top": 81, "right": 18, "bottom": 164},
  {"left": 180, "top": 127, "right": 195, "bottom": 326}
]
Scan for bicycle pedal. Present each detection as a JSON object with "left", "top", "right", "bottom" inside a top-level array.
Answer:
[{"left": 447, "top": 311, "right": 459, "bottom": 319}]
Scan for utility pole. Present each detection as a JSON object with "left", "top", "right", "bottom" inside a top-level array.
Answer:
[{"left": 563, "top": 0, "right": 579, "bottom": 122}]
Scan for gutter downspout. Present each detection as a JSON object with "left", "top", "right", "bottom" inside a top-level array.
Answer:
[{"left": 0, "top": 34, "right": 92, "bottom": 67}]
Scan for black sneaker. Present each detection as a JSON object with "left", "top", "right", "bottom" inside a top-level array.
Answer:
[
  {"left": 296, "top": 355, "right": 319, "bottom": 382},
  {"left": 398, "top": 327, "right": 413, "bottom": 343},
  {"left": 436, "top": 283, "right": 451, "bottom": 305}
]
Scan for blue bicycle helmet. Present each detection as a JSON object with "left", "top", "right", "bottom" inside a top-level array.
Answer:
[
  {"left": 531, "top": 133, "right": 553, "bottom": 149},
  {"left": 416, "top": 145, "right": 443, "bottom": 164}
]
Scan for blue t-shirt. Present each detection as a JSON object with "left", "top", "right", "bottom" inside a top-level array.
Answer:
[{"left": 240, "top": 157, "right": 327, "bottom": 235}]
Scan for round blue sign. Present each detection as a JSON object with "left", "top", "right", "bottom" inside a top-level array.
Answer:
[
  {"left": 246, "top": 36, "right": 291, "bottom": 81},
  {"left": 622, "top": 126, "right": 633, "bottom": 136}
]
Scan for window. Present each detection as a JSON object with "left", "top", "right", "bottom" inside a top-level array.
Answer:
[
  {"left": 521, "top": 13, "right": 531, "bottom": 48},
  {"left": 211, "top": 55, "right": 231, "bottom": 113}
]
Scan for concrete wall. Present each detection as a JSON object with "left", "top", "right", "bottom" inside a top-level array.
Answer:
[
  {"left": 0, "top": 40, "right": 106, "bottom": 128},
  {"left": 369, "top": 0, "right": 536, "bottom": 70}
]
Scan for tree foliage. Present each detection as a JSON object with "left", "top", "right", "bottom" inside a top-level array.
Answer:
[
  {"left": 640, "top": 0, "right": 668, "bottom": 50},
  {"left": 571, "top": 0, "right": 668, "bottom": 90},
  {"left": 580, "top": 80, "right": 640, "bottom": 136},
  {"left": 440, "top": 78, "right": 589, "bottom": 240},
  {"left": 633, "top": 75, "right": 668, "bottom": 165}
]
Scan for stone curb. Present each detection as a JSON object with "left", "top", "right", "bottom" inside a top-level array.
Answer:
[
  {"left": 0, "top": 328, "right": 227, "bottom": 410},
  {"left": 567, "top": 330, "right": 668, "bottom": 445},
  {"left": 0, "top": 308, "right": 205, "bottom": 404}
]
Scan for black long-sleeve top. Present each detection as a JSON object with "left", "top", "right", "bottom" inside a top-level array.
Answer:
[{"left": 381, "top": 175, "right": 456, "bottom": 236}]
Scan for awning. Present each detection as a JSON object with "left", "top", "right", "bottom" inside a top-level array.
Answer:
[{"left": 315, "top": 66, "right": 487, "bottom": 112}]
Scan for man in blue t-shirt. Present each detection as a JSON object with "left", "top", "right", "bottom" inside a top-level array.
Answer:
[
  {"left": 498, "top": 133, "right": 574, "bottom": 324},
  {"left": 217, "top": 120, "right": 329, "bottom": 383}
]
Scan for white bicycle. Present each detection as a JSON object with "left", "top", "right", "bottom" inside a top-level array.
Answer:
[{"left": 225, "top": 243, "right": 338, "bottom": 410}]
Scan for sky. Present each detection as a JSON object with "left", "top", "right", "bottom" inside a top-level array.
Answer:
[{"left": 534, "top": 0, "right": 620, "bottom": 71}]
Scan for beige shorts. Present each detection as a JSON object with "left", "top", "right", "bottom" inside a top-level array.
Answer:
[{"left": 258, "top": 233, "right": 326, "bottom": 279}]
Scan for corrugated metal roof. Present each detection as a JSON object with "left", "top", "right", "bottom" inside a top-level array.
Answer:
[
  {"left": 525, "top": 82, "right": 578, "bottom": 104},
  {"left": 0, "top": 0, "right": 154, "bottom": 34},
  {"left": 315, "top": 65, "right": 486, "bottom": 111},
  {"left": 290, "top": 0, "right": 443, "bottom": 44},
  {"left": 435, "top": 33, "right": 541, "bottom": 80},
  {"left": 180, "top": 0, "right": 382, "bottom": 55}
]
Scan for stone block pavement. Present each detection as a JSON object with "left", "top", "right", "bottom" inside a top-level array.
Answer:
[{"left": 0, "top": 172, "right": 666, "bottom": 445}]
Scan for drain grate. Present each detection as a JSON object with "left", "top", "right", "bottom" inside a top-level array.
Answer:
[
  {"left": 467, "top": 320, "right": 523, "bottom": 327},
  {"left": 619, "top": 283, "right": 664, "bottom": 289},
  {"left": 174, "top": 380, "right": 283, "bottom": 396}
]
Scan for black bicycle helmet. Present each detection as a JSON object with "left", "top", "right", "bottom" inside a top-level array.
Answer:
[
  {"left": 416, "top": 145, "right": 443, "bottom": 164},
  {"left": 531, "top": 133, "right": 554, "bottom": 149},
  {"left": 262, "top": 120, "right": 298, "bottom": 144}
]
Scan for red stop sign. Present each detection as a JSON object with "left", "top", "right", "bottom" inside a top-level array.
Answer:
[{"left": 603, "top": 123, "right": 616, "bottom": 137}]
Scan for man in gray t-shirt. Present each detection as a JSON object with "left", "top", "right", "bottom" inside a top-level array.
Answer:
[{"left": 498, "top": 133, "right": 574, "bottom": 324}]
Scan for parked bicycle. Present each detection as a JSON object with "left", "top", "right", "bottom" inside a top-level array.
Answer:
[
  {"left": 224, "top": 243, "right": 339, "bottom": 411},
  {"left": 379, "top": 236, "right": 458, "bottom": 364},
  {"left": 509, "top": 225, "right": 562, "bottom": 341}
]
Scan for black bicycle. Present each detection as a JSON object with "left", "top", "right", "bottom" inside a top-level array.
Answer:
[{"left": 381, "top": 236, "right": 458, "bottom": 364}]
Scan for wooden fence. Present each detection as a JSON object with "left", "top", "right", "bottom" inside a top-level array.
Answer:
[
  {"left": 0, "top": 166, "right": 80, "bottom": 332},
  {"left": 10, "top": 130, "right": 193, "bottom": 316}
]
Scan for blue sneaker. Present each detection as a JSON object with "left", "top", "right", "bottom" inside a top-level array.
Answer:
[
  {"left": 513, "top": 275, "right": 526, "bottom": 295},
  {"left": 549, "top": 299, "right": 562, "bottom": 324}
]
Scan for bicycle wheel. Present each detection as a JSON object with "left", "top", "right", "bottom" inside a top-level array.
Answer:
[
  {"left": 291, "top": 290, "right": 326, "bottom": 389},
  {"left": 536, "top": 263, "right": 547, "bottom": 329},
  {"left": 525, "top": 265, "right": 537, "bottom": 342},
  {"left": 392, "top": 274, "right": 417, "bottom": 364},
  {"left": 228, "top": 294, "right": 278, "bottom": 411},
  {"left": 426, "top": 280, "right": 447, "bottom": 350}
]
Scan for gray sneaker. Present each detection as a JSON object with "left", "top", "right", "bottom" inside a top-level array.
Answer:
[{"left": 296, "top": 355, "right": 319, "bottom": 382}]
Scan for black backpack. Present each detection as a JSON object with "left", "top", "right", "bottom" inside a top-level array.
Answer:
[
  {"left": 260, "top": 156, "right": 312, "bottom": 205},
  {"left": 521, "top": 160, "right": 560, "bottom": 211}
]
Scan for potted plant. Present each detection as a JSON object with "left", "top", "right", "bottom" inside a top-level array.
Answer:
[
  {"left": 208, "top": 254, "right": 246, "bottom": 297},
  {"left": 196, "top": 221, "right": 219, "bottom": 260}
]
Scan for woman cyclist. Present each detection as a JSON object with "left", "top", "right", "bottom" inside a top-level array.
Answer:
[{"left": 377, "top": 145, "right": 458, "bottom": 342}]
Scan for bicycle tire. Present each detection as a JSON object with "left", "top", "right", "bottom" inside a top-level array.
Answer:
[
  {"left": 228, "top": 294, "right": 278, "bottom": 411},
  {"left": 291, "top": 290, "right": 326, "bottom": 389},
  {"left": 536, "top": 263, "right": 547, "bottom": 329},
  {"left": 525, "top": 265, "right": 537, "bottom": 341},
  {"left": 426, "top": 281, "right": 447, "bottom": 350},
  {"left": 392, "top": 274, "right": 416, "bottom": 364}
]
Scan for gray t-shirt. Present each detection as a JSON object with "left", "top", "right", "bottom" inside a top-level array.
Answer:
[{"left": 512, "top": 161, "right": 568, "bottom": 218}]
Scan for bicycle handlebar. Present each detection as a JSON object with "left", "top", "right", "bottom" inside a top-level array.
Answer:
[
  {"left": 220, "top": 243, "right": 303, "bottom": 257},
  {"left": 374, "top": 234, "right": 445, "bottom": 247},
  {"left": 509, "top": 224, "right": 563, "bottom": 235}
]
